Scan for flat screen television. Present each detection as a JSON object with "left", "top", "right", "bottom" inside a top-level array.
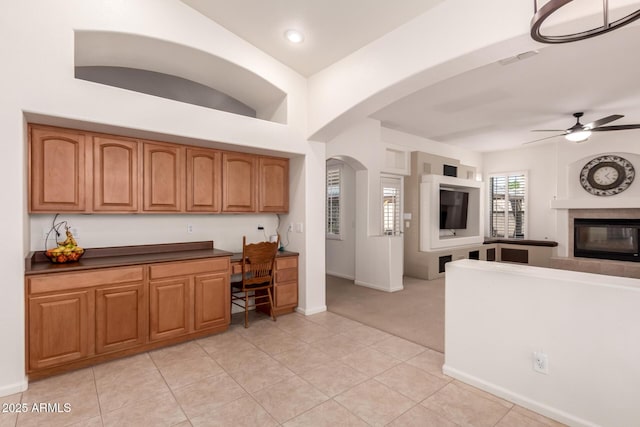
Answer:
[{"left": 440, "top": 189, "right": 469, "bottom": 229}]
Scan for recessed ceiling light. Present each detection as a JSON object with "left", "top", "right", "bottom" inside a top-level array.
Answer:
[{"left": 284, "top": 29, "right": 304, "bottom": 44}]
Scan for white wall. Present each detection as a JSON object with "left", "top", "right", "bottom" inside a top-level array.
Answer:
[
  {"left": 324, "top": 120, "right": 482, "bottom": 291},
  {"left": 0, "top": 0, "right": 326, "bottom": 396},
  {"left": 482, "top": 142, "right": 559, "bottom": 242},
  {"left": 325, "top": 160, "right": 356, "bottom": 280},
  {"left": 483, "top": 132, "right": 640, "bottom": 255},
  {"left": 445, "top": 259, "right": 640, "bottom": 427},
  {"left": 30, "top": 214, "right": 281, "bottom": 253}
]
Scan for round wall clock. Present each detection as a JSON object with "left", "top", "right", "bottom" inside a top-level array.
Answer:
[{"left": 579, "top": 155, "right": 635, "bottom": 196}]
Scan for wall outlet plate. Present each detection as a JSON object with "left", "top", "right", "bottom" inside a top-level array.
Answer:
[{"left": 533, "top": 351, "right": 549, "bottom": 374}]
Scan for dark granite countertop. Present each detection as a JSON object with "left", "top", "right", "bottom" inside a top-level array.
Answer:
[
  {"left": 483, "top": 238, "right": 558, "bottom": 247},
  {"left": 230, "top": 250, "right": 299, "bottom": 262},
  {"left": 25, "top": 241, "right": 233, "bottom": 275},
  {"left": 25, "top": 241, "right": 300, "bottom": 275}
]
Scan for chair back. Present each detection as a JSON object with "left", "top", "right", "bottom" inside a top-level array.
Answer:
[{"left": 240, "top": 236, "right": 279, "bottom": 287}]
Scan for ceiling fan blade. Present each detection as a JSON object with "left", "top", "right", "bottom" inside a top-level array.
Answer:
[
  {"left": 585, "top": 114, "right": 624, "bottom": 129},
  {"left": 591, "top": 124, "right": 640, "bottom": 132},
  {"left": 523, "top": 133, "right": 565, "bottom": 144}
]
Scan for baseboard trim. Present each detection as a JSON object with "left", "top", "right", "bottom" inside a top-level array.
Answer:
[
  {"left": 354, "top": 280, "right": 403, "bottom": 293},
  {"left": 296, "top": 306, "right": 327, "bottom": 315},
  {"left": 442, "top": 365, "right": 598, "bottom": 427},
  {"left": 0, "top": 377, "right": 28, "bottom": 398},
  {"left": 326, "top": 271, "right": 355, "bottom": 281}
]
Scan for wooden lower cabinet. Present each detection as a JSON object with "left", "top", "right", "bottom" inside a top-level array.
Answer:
[
  {"left": 28, "top": 290, "right": 94, "bottom": 370},
  {"left": 149, "top": 258, "right": 230, "bottom": 337},
  {"left": 149, "top": 277, "right": 190, "bottom": 341},
  {"left": 253, "top": 254, "right": 298, "bottom": 316},
  {"left": 273, "top": 256, "right": 298, "bottom": 314},
  {"left": 194, "top": 273, "right": 229, "bottom": 331},
  {"left": 96, "top": 283, "right": 146, "bottom": 353},
  {"left": 26, "top": 257, "right": 230, "bottom": 378}
]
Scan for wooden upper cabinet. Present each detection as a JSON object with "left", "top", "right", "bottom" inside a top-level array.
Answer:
[
  {"left": 258, "top": 157, "right": 289, "bottom": 213},
  {"left": 143, "top": 142, "right": 184, "bottom": 212},
  {"left": 93, "top": 137, "right": 139, "bottom": 212},
  {"left": 186, "top": 148, "right": 221, "bottom": 212},
  {"left": 29, "top": 126, "right": 88, "bottom": 212},
  {"left": 222, "top": 152, "right": 256, "bottom": 212},
  {"left": 28, "top": 124, "right": 290, "bottom": 215}
]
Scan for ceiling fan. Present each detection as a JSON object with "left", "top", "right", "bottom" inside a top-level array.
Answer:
[{"left": 525, "top": 112, "right": 640, "bottom": 144}]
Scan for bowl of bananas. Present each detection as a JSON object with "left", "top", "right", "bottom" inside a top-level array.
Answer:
[{"left": 44, "top": 228, "right": 85, "bottom": 263}]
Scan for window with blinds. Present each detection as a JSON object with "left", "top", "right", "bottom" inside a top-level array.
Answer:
[
  {"left": 382, "top": 175, "right": 402, "bottom": 236},
  {"left": 489, "top": 173, "right": 526, "bottom": 238},
  {"left": 326, "top": 166, "right": 341, "bottom": 238}
]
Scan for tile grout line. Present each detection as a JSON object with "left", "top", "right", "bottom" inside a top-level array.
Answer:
[
  {"left": 331, "top": 397, "right": 376, "bottom": 426},
  {"left": 90, "top": 367, "right": 104, "bottom": 426},
  {"left": 492, "top": 405, "right": 513, "bottom": 427},
  {"left": 146, "top": 351, "right": 190, "bottom": 426},
  {"left": 192, "top": 333, "right": 283, "bottom": 425}
]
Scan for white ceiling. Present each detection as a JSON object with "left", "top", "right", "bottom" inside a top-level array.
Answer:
[
  {"left": 180, "top": 0, "right": 444, "bottom": 77},
  {"left": 181, "top": 0, "right": 640, "bottom": 152},
  {"left": 372, "top": 23, "right": 640, "bottom": 152}
]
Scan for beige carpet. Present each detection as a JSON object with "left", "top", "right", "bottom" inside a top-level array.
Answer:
[{"left": 326, "top": 275, "right": 445, "bottom": 352}]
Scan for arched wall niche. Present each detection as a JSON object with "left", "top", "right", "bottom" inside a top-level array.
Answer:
[{"left": 74, "top": 30, "right": 288, "bottom": 123}]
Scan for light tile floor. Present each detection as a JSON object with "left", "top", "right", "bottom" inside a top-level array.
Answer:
[{"left": 1, "top": 312, "right": 566, "bottom": 426}]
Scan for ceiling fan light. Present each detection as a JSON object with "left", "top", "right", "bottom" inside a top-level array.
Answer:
[{"left": 565, "top": 130, "right": 592, "bottom": 142}]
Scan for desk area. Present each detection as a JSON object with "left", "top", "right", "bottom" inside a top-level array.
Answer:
[
  {"left": 24, "top": 241, "right": 298, "bottom": 379},
  {"left": 230, "top": 250, "right": 299, "bottom": 316}
]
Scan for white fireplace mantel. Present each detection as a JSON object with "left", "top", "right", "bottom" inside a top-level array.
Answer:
[{"left": 550, "top": 197, "right": 640, "bottom": 209}]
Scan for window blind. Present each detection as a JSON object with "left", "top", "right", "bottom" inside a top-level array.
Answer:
[
  {"left": 326, "top": 167, "right": 341, "bottom": 237},
  {"left": 381, "top": 176, "right": 402, "bottom": 236},
  {"left": 490, "top": 174, "right": 526, "bottom": 238}
]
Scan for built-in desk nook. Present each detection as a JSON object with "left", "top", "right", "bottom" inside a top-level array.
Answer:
[{"left": 24, "top": 241, "right": 298, "bottom": 379}]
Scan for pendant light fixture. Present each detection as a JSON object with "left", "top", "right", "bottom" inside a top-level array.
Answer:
[{"left": 531, "top": 0, "right": 640, "bottom": 43}]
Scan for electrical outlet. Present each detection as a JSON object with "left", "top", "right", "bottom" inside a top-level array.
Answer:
[
  {"left": 287, "top": 223, "right": 293, "bottom": 232},
  {"left": 70, "top": 227, "right": 79, "bottom": 238},
  {"left": 533, "top": 351, "right": 549, "bottom": 374},
  {"left": 187, "top": 224, "right": 193, "bottom": 233}
]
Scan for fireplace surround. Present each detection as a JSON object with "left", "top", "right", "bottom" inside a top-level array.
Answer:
[{"left": 550, "top": 208, "right": 640, "bottom": 279}]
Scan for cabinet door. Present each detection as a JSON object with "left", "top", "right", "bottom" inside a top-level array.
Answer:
[
  {"left": 222, "top": 152, "right": 256, "bottom": 212},
  {"left": 143, "top": 142, "right": 183, "bottom": 212},
  {"left": 194, "top": 272, "right": 229, "bottom": 330},
  {"left": 258, "top": 157, "right": 289, "bottom": 213},
  {"left": 274, "top": 256, "right": 298, "bottom": 311},
  {"left": 93, "top": 136, "right": 139, "bottom": 212},
  {"left": 186, "top": 148, "right": 221, "bottom": 212},
  {"left": 29, "top": 126, "right": 88, "bottom": 212},
  {"left": 149, "top": 277, "right": 190, "bottom": 341},
  {"left": 274, "top": 281, "right": 298, "bottom": 309},
  {"left": 95, "top": 283, "right": 146, "bottom": 354},
  {"left": 28, "top": 290, "right": 94, "bottom": 370}
]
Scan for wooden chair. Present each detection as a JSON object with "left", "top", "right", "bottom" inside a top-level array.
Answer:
[{"left": 231, "top": 236, "right": 279, "bottom": 328}]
